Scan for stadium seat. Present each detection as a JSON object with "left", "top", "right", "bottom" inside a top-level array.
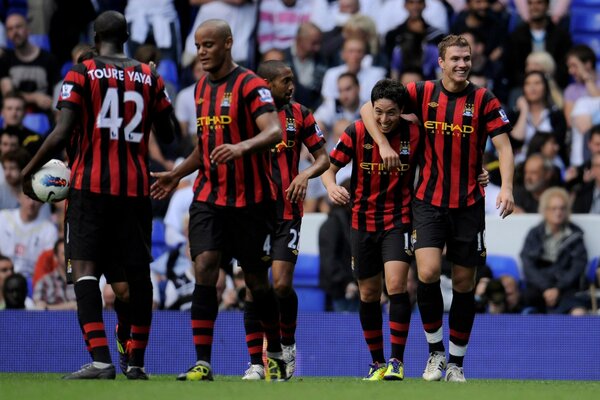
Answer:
[
  {"left": 29, "top": 34, "right": 50, "bottom": 52},
  {"left": 294, "top": 254, "right": 320, "bottom": 286},
  {"left": 151, "top": 218, "right": 169, "bottom": 259},
  {"left": 570, "top": 8, "right": 600, "bottom": 33},
  {"left": 157, "top": 59, "right": 179, "bottom": 89},
  {"left": 586, "top": 257, "right": 599, "bottom": 285},
  {"left": 60, "top": 61, "right": 73, "bottom": 78},
  {"left": 572, "top": 33, "right": 600, "bottom": 58},
  {"left": 486, "top": 254, "right": 521, "bottom": 283},
  {"left": 296, "top": 288, "right": 326, "bottom": 312},
  {"left": 23, "top": 113, "right": 51, "bottom": 135}
]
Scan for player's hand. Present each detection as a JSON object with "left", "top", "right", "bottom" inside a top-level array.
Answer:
[
  {"left": 379, "top": 142, "right": 400, "bottom": 169},
  {"left": 477, "top": 168, "right": 489, "bottom": 187},
  {"left": 496, "top": 187, "right": 514, "bottom": 219},
  {"left": 286, "top": 172, "right": 309, "bottom": 203},
  {"left": 210, "top": 143, "right": 243, "bottom": 164},
  {"left": 543, "top": 287, "right": 560, "bottom": 308},
  {"left": 21, "top": 175, "right": 41, "bottom": 202},
  {"left": 327, "top": 184, "right": 350, "bottom": 206},
  {"left": 150, "top": 171, "right": 180, "bottom": 200}
]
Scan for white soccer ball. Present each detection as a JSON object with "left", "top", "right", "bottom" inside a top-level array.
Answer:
[{"left": 31, "top": 159, "right": 71, "bottom": 203}]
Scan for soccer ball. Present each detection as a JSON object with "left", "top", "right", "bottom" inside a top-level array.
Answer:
[{"left": 31, "top": 159, "right": 71, "bottom": 203}]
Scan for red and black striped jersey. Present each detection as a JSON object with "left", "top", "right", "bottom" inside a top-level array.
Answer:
[
  {"left": 58, "top": 56, "right": 173, "bottom": 197},
  {"left": 330, "top": 119, "right": 420, "bottom": 232},
  {"left": 193, "top": 66, "right": 277, "bottom": 207},
  {"left": 406, "top": 80, "right": 511, "bottom": 208},
  {"left": 271, "top": 101, "right": 325, "bottom": 220}
]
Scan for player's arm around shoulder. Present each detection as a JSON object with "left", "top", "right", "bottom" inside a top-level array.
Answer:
[{"left": 360, "top": 101, "right": 400, "bottom": 169}]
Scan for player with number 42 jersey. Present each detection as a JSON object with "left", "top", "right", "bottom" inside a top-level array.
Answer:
[{"left": 58, "top": 57, "right": 173, "bottom": 197}]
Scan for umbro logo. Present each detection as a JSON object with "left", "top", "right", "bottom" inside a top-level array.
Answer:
[
  {"left": 364, "top": 143, "right": 374, "bottom": 149},
  {"left": 196, "top": 98, "right": 204, "bottom": 105},
  {"left": 428, "top": 102, "right": 438, "bottom": 108}
]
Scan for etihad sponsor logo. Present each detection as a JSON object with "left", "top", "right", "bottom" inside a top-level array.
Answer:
[
  {"left": 273, "top": 140, "right": 296, "bottom": 152},
  {"left": 428, "top": 101, "right": 438, "bottom": 108},
  {"left": 197, "top": 115, "right": 232, "bottom": 128},
  {"left": 359, "top": 162, "right": 410, "bottom": 173},
  {"left": 424, "top": 120, "right": 474, "bottom": 136}
]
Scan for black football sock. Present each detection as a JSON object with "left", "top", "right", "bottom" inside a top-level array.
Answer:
[
  {"left": 190, "top": 284, "right": 218, "bottom": 363},
  {"left": 244, "top": 301, "right": 264, "bottom": 365},
  {"left": 359, "top": 300, "right": 385, "bottom": 364},
  {"left": 448, "top": 290, "right": 475, "bottom": 367},
  {"left": 417, "top": 280, "right": 445, "bottom": 353},
  {"left": 388, "top": 293, "right": 411, "bottom": 362}
]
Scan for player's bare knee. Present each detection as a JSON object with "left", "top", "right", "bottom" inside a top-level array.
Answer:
[
  {"left": 358, "top": 284, "right": 381, "bottom": 303},
  {"left": 273, "top": 283, "right": 292, "bottom": 298},
  {"left": 417, "top": 267, "right": 441, "bottom": 284},
  {"left": 111, "top": 282, "right": 129, "bottom": 302}
]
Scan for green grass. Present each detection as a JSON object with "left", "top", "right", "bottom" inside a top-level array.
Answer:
[{"left": 1, "top": 374, "right": 599, "bottom": 400}]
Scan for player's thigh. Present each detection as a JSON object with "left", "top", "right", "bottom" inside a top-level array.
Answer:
[
  {"left": 228, "top": 202, "right": 274, "bottom": 272},
  {"left": 188, "top": 201, "right": 226, "bottom": 261},
  {"left": 350, "top": 229, "right": 384, "bottom": 281},
  {"left": 270, "top": 218, "right": 301, "bottom": 264},
  {"left": 111, "top": 196, "right": 153, "bottom": 266},
  {"left": 446, "top": 199, "right": 486, "bottom": 268},
  {"left": 411, "top": 199, "right": 447, "bottom": 251},
  {"left": 65, "top": 189, "right": 106, "bottom": 263}
]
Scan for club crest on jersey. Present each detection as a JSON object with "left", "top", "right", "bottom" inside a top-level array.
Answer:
[
  {"left": 463, "top": 103, "right": 474, "bottom": 117},
  {"left": 286, "top": 118, "right": 296, "bottom": 132},
  {"left": 428, "top": 101, "right": 438, "bottom": 108},
  {"left": 221, "top": 92, "right": 232, "bottom": 108},
  {"left": 258, "top": 88, "right": 273, "bottom": 103},
  {"left": 499, "top": 109, "right": 509, "bottom": 123},
  {"left": 399, "top": 141, "right": 410, "bottom": 155},
  {"left": 61, "top": 83, "right": 74, "bottom": 99}
]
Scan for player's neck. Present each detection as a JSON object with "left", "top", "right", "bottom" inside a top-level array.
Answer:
[
  {"left": 209, "top": 60, "right": 237, "bottom": 81},
  {"left": 441, "top": 77, "right": 468, "bottom": 93},
  {"left": 97, "top": 42, "right": 126, "bottom": 58}
]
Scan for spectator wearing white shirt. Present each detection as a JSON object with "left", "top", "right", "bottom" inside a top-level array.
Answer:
[
  {"left": 314, "top": 72, "right": 361, "bottom": 138},
  {"left": 320, "top": 37, "right": 385, "bottom": 104},
  {"left": 0, "top": 190, "right": 57, "bottom": 278},
  {"left": 175, "top": 57, "right": 206, "bottom": 138}
]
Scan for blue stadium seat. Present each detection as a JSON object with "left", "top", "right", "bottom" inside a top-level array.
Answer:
[
  {"left": 60, "top": 61, "right": 73, "bottom": 78},
  {"left": 29, "top": 34, "right": 50, "bottom": 52},
  {"left": 486, "top": 254, "right": 521, "bottom": 283},
  {"left": 294, "top": 254, "right": 320, "bottom": 286},
  {"left": 296, "top": 288, "right": 326, "bottom": 311},
  {"left": 151, "top": 218, "right": 169, "bottom": 259},
  {"left": 23, "top": 113, "right": 51, "bottom": 135},
  {"left": 587, "top": 257, "right": 599, "bottom": 285},
  {"left": 157, "top": 59, "right": 179, "bottom": 89},
  {"left": 571, "top": 0, "right": 600, "bottom": 6},
  {"left": 570, "top": 8, "right": 600, "bottom": 33}
]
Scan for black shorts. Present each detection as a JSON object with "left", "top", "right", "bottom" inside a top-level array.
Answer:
[
  {"left": 350, "top": 227, "right": 413, "bottom": 280},
  {"left": 412, "top": 198, "right": 486, "bottom": 267},
  {"left": 188, "top": 201, "right": 275, "bottom": 271},
  {"left": 271, "top": 218, "right": 302, "bottom": 264},
  {"left": 65, "top": 189, "right": 152, "bottom": 283}
]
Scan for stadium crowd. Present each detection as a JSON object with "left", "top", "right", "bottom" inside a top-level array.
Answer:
[{"left": 0, "top": 0, "right": 599, "bottom": 322}]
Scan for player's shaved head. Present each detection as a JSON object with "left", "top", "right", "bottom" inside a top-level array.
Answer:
[
  {"left": 198, "top": 19, "right": 232, "bottom": 42},
  {"left": 94, "top": 10, "right": 129, "bottom": 44},
  {"left": 257, "top": 60, "right": 289, "bottom": 82}
]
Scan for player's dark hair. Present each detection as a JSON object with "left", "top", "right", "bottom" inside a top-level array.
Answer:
[
  {"left": 94, "top": 11, "right": 129, "bottom": 44},
  {"left": 257, "top": 60, "right": 289, "bottom": 82},
  {"left": 567, "top": 45, "right": 597, "bottom": 71},
  {"left": 370, "top": 79, "right": 406, "bottom": 108}
]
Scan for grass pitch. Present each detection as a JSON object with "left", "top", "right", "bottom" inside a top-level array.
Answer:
[{"left": 1, "top": 374, "right": 598, "bottom": 400}]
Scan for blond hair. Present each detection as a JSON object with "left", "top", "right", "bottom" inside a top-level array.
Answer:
[{"left": 538, "top": 186, "right": 571, "bottom": 216}]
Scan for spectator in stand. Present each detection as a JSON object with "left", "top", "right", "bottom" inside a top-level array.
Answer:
[
  {"left": 512, "top": 0, "right": 572, "bottom": 26},
  {"left": 520, "top": 187, "right": 588, "bottom": 315},
  {"left": 282, "top": 22, "right": 328, "bottom": 110},
  {"left": 0, "top": 255, "right": 15, "bottom": 310},
  {"left": 525, "top": 131, "right": 565, "bottom": 180},
  {"left": 320, "top": 37, "right": 385, "bottom": 104},
  {"left": 314, "top": 72, "right": 361, "bottom": 138},
  {"left": 514, "top": 153, "right": 555, "bottom": 213},
  {"left": 503, "top": 0, "right": 571, "bottom": 92},
  {"left": 318, "top": 179, "right": 357, "bottom": 312},
  {"left": 374, "top": 0, "right": 449, "bottom": 38},
  {"left": 3, "top": 272, "right": 34, "bottom": 309},
  {"left": 0, "top": 147, "right": 29, "bottom": 210},
  {"left": 522, "top": 51, "right": 564, "bottom": 109},
  {"left": 565, "top": 125, "right": 600, "bottom": 192},
  {"left": 0, "top": 129, "right": 19, "bottom": 186},
  {"left": 33, "top": 239, "right": 76, "bottom": 310},
  {"left": 319, "top": 0, "right": 361, "bottom": 63},
  {"left": 569, "top": 95, "right": 600, "bottom": 169},
  {"left": 124, "top": 0, "right": 181, "bottom": 63},
  {"left": 175, "top": 56, "right": 206, "bottom": 139},
  {"left": 564, "top": 45, "right": 600, "bottom": 127},
  {"left": 0, "top": 13, "right": 60, "bottom": 113},
  {"left": 482, "top": 275, "right": 523, "bottom": 314},
  {"left": 508, "top": 71, "right": 567, "bottom": 164},
  {"left": 257, "top": 0, "right": 329, "bottom": 57},
  {"left": 451, "top": 0, "right": 507, "bottom": 66},
  {"left": 0, "top": 189, "right": 58, "bottom": 278},
  {"left": 1, "top": 92, "right": 44, "bottom": 154},
  {"left": 572, "top": 153, "right": 600, "bottom": 214}
]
